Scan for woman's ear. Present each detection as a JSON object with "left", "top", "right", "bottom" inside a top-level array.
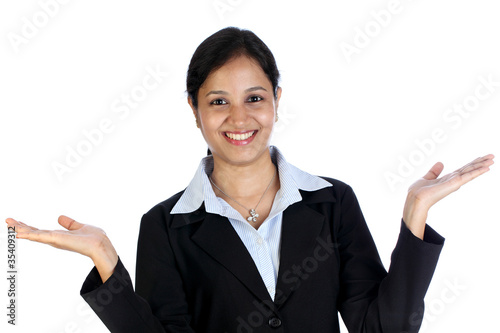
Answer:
[
  {"left": 275, "top": 87, "right": 282, "bottom": 108},
  {"left": 275, "top": 87, "right": 282, "bottom": 121},
  {"left": 188, "top": 97, "right": 200, "bottom": 128}
]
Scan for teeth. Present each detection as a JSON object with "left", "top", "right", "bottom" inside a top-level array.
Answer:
[{"left": 225, "top": 131, "right": 255, "bottom": 141}]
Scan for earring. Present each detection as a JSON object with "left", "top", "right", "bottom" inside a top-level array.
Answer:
[
  {"left": 275, "top": 113, "right": 279, "bottom": 122},
  {"left": 195, "top": 119, "right": 200, "bottom": 128}
]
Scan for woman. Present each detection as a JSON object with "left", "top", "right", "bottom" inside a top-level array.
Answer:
[{"left": 6, "top": 27, "right": 494, "bottom": 332}]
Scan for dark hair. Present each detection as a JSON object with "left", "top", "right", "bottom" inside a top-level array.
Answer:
[{"left": 186, "top": 27, "right": 280, "bottom": 109}]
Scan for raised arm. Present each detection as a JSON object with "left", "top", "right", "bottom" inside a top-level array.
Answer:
[
  {"left": 339, "top": 154, "right": 494, "bottom": 332},
  {"left": 5, "top": 215, "right": 118, "bottom": 282}
]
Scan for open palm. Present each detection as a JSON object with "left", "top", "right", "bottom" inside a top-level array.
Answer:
[
  {"left": 403, "top": 154, "right": 494, "bottom": 238},
  {"left": 5, "top": 215, "right": 118, "bottom": 282},
  {"left": 409, "top": 154, "right": 494, "bottom": 209},
  {"left": 6, "top": 215, "right": 107, "bottom": 258}
]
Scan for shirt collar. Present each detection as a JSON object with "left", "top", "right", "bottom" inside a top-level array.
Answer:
[{"left": 170, "top": 146, "right": 332, "bottom": 215}]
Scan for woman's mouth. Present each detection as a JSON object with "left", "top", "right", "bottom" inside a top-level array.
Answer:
[{"left": 223, "top": 130, "right": 257, "bottom": 145}]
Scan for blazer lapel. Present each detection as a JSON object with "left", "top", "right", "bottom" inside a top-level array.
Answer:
[
  {"left": 190, "top": 212, "right": 274, "bottom": 303},
  {"left": 274, "top": 188, "right": 336, "bottom": 309}
]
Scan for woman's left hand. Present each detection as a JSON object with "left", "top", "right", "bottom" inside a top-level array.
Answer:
[{"left": 403, "top": 154, "right": 494, "bottom": 239}]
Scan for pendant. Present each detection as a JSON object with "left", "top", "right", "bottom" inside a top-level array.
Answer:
[{"left": 247, "top": 209, "right": 259, "bottom": 222}]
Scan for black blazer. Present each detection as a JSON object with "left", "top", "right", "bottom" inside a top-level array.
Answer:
[{"left": 81, "top": 178, "right": 444, "bottom": 332}]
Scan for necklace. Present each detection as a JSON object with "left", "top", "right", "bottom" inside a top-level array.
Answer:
[{"left": 209, "top": 168, "right": 277, "bottom": 223}]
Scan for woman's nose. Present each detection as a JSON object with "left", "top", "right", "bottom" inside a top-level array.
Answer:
[{"left": 228, "top": 103, "right": 248, "bottom": 125}]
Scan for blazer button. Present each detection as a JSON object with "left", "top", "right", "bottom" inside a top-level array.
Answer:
[{"left": 268, "top": 317, "right": 282, "bottom": 328}]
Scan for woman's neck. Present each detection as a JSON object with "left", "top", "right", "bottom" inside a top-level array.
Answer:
[{"left": 210, "top": 149, "right": 277, "bottom": 200}]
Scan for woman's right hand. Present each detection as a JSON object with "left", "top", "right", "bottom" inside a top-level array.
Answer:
[{"left": 5, "top": 215, "right": 118, "bottom": 282}]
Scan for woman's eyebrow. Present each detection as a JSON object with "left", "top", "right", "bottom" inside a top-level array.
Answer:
[
  {"left": 205, "top": 86, "right": 268, "bottom": 97},
  {"left": 205, "top": 90, "right": 228, "bottom": 97},
  {"left": 245, "top": 86, "right": 267, "bottom": 93}
]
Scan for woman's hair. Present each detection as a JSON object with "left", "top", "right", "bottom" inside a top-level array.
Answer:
[{"left": 186, "top": 27, "right": 280, "bottom": 109}]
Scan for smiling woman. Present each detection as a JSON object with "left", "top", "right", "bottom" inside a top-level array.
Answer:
[
  {"left": 191, "top": 56, "right": 280, "bottom": 169},
  {"left": 5, "top": 27, "right": 494, "bottom": 333}
]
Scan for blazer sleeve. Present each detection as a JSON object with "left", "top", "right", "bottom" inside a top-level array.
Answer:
[
  {"left": 336, "top": 185, "right": 444, "bottom": 333},
  {"left": 80, "top": 211, "right": 195, "bottom": 333}
]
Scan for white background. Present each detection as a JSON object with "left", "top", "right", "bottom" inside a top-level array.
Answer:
[{"left": 1, "top": 0, "right": 499, "bottom": 332}]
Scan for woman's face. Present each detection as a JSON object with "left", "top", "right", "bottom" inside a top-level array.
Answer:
[{"left": 190, "top": 55, "right": 281, "bottom": 167}]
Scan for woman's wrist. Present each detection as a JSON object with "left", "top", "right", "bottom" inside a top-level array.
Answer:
[
  {"left": 90, "top": 235, "right": 119, "bottom": 283},
  {"left": 403, "top": 196, "right": 429, "bottom": 240}
]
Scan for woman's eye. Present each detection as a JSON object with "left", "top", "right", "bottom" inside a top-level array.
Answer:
[
  {"left": 247, "top": 95, "right": 263, "bottom": 103},
  {"left": 210, "top": 98, "right": 227, "bottom": 105}
]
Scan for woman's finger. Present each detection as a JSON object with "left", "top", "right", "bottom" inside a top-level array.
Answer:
[
  {"left": 456, "top": 164, "right": 492, "bottom": 185},
  {"left": 15, "top": 228, "right": 52, "bottom": 243},
  {"left": 422, "top": 162, "right": 444, "bottom": 180},
  {"left": 5, "top": 218, "right": 39, "bottom": 232},
  {"left": 6, "top": 218, "right": 66, "bottom": 245},
  {"left": 5, "top": 217, "right": 19, "bottom": 225},
  {"left": 453, "top": 154, "right": 495, "bottom": 174},
  {"left": 58, "top": 215, "right": 84, "bottom": 231}
]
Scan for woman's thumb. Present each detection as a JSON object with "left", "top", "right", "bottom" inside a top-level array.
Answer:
[{"left": 58, "top": 215, "right": 83, "bottom": 230}]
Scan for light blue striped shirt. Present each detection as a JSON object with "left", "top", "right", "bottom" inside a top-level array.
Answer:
[{"left": 170, "top": 146, "right": 332, "bottom": 300}]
